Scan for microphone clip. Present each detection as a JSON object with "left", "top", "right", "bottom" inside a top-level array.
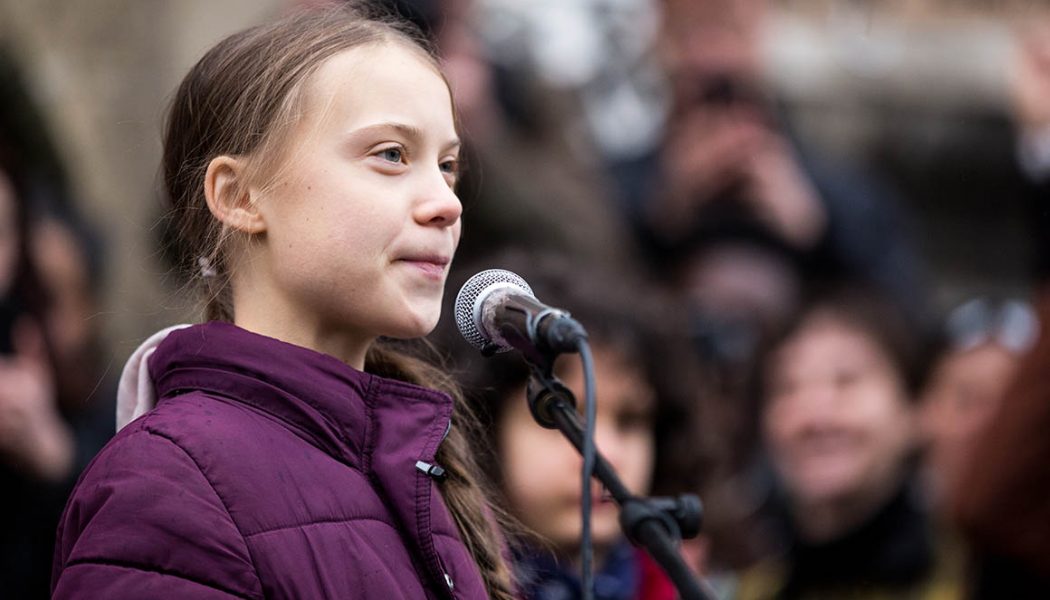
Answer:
[{"left": 525, "top": 367, "right": 577, "bottom": 430}]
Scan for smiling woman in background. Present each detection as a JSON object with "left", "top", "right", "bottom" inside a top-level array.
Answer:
[{"left": 736, "top": 286, "right": 961, "bottom": 600}]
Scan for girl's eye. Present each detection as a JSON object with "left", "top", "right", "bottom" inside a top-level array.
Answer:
[
  {"left": 377, "top": 147, "right": 404, "bottom": 163},
  {"left": 440, "top": 158, "right": 460, "bottom": 176},
  {"left": 617, "top": 410, "right": 653, "bottom": 432}
]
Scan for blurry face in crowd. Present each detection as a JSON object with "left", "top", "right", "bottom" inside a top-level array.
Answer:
[
  {"left": 762, "top": 312, "right": 917, "bottom": 516},
  {"left": 31, "top": 219, "right": 94, "bottom": 358},
  {"left": 920, "top": 343, "right": 1017, "bottom": 505},
  {"left": 682, "top": 243, "right": 800, "bottom": 367},
  {"left": 660, "top": 0, "right": 766, "bottom": 105},
  {"left": 223, "top": 43, "right": 462, "bottom": 362},
  {"left": 500, "top": 343, "right": 656, "bottom": 556},
  {"left": 0, "top": 171, "right": 18, "bottom": 297}
]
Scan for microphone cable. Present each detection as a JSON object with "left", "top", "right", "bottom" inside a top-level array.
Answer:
[{"left": 578, "top": 338, "right": 597, "bottom": 600}]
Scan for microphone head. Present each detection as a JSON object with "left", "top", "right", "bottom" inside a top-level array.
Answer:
[{"left": 454, "top": 269, "right": 534, "bottom": 352}]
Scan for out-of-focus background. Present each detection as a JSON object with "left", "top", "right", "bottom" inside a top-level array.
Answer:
[
  {"left": 3, "top": 0, "right": 1050, "bottom": 598},
  {"left": 0, "top": 0, "right": 1043, "bottom": 348}
]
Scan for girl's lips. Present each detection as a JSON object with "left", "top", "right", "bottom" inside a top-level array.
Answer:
[
  {"left": 574, "top": 486, "right": 616, "bottom": 508},
  {"left": 398, "top": 256, "right": 449, "bottom": 279}
]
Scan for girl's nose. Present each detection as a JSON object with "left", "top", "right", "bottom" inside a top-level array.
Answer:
[
  {"left": 414, "top": 174, "right": 462, "bottom": 227},
  {"left": 595, "top": 422, "right": 623, "bottom": 469}
]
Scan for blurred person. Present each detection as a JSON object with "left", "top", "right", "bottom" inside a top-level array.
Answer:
[
  {"left": 29, "top": 208, "right": 115, "bottom": 481},
  {"left": 52, "top": 7, "right": 517, "bottom": 598},
  {"left": 919, "top": 298, "right": 1037, "bottom": 510},
  {"left": 0, "top": 47, "right": 114, "bottom": 597},
  {"left": 949, "top": 20, "right": 1050, "bottom": 597},
  {"left": 0, "top": 161, "right": 80, "bottom": 599},
  {"left": 735, "top": 286, "right": 961, "bottom": 600},
  {"left": 0, "top": 163, "right": 114, "bottom": 598},
  {"left": 641, "top": 3, "right": 929, "bottom": 570},
  {"left": 650, "top": 0, "right": 822, "bottom": 250},
  {"left": 677, "top": 222, "right": 804, "bottom": 462},
  {"left": 0, "top": 153, "right": 71, "bottom": 487},
  {"left": 430, "top": 0, "right": 642, "bottom": 267},
  {"left": 1013, "top": 18, "right": 1050, "bottom": 188},
  {"left": 951, "top": 295, "right": 1050, "bottom": 598},
  {"left": 440, "top": 250, "right": 714, "bottom": 599},
  {"left": 30, "top": 210, "right": 101, "bottom": 387},
  {"left": 1013, "top": 16, "right": 1050, "bottom": 284},
  {"left": 642, "top": 0, "right": 925, "bottom": 320},
  {"left": 664, "top": 221, "right": 806, "bottom": 573},
  {"left": 683, "top": 225, "right": 801, "bottom": 366}
]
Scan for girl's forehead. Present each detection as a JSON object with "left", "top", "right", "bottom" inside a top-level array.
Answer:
[
  {"left": 299, "top": 42, "right": 451, "bottom": 126},
  {"left": 312, "top": 41, "right": 443, "bottom": 94},
  {"left": 260, "top": 40, "right": 454, "bottom": 178}
]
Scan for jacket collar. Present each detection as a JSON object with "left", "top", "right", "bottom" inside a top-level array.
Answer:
[
  {"left": 146, "top": 321, "right": 453, "bottom": 471},
  {"left": 781, "top": 480, "right": 934, "bottom": 591}
]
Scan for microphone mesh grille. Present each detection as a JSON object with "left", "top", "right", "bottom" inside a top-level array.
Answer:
[{"left": 454, "top": 269, "right": 533, "bottom": 350}]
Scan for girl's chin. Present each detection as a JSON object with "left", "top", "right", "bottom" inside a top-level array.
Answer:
[
  {"left": 380, "top": 313, "right": 440, "bottom": 340},
  {"left": 548, "top": 510, "right": 623, "bottom": 553}
]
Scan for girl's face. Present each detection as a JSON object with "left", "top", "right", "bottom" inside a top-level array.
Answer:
[
  {"left": 242, "top": 43, "right": 462, "bottom": 357},
  {"left": 500, "top": 344, "right": 656, "bottom": 557},
  {"left": 762, "top": 313, "right": 917, "bottom": 512}
]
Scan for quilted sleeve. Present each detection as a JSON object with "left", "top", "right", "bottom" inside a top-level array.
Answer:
[{"left": 51, "top": 425, "right": 264, "bottom": 599}]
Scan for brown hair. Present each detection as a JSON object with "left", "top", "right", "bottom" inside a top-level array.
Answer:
[
  {"left": 161, "top": 6, "right": 514, "bottom": 598},
  {"left": 752, "top": 283, "right": 931, "bottom": 414}
]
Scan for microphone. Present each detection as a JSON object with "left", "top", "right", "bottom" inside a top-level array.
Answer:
[{"left": 454, "top": 269, "right": 587, "bottom": 359}]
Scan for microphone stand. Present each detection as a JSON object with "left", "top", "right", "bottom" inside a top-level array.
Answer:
[{"left": 524, "top": 360, "right": 717, "bottom": 600}]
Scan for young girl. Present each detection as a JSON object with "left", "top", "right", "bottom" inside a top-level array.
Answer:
[
  {"left": 442, "top": 251, "right": 709, "bottom": 600},
  {"left": 51, "top": 7, "right": 513, "bottom": 599}
]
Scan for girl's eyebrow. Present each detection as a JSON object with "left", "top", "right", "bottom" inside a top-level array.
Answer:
[{"left": 347, "top": 121, "right": 461, "bottom": 152}]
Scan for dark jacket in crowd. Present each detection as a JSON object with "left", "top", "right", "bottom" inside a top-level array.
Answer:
[
  {"left": 735, "top": 482, "right": 961, "bottom": 600},
  {"left": 51, "top": 322, "right": 486, "bottom": 598},
  {"left": 0, "top": 393, "right": 112, "bottom": 600}
]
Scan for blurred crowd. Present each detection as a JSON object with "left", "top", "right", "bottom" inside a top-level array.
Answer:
[
  {"left": 3, "top": 0, "right": 1050, "bottom": 598},
  {"left": 0, "top": 60, "right": 114, "bottom": 595}
]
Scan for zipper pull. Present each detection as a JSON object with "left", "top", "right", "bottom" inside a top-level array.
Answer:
[{"left": 415, "top": 460, "right": 448, "bottom": 482}]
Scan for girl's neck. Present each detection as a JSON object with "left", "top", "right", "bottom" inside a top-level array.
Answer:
[
  {"left": 229, "top": 266, "right": 374, "bottom": 369},
  {"left": 557, "top": 543, "right": 612, "bottom": 573},
  {"left": 233, "top": 310, "right": 372, "bottom": 371}
]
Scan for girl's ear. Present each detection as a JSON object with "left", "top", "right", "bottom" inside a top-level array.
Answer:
[{"left": 204, "top": 156, "right": 266, "bottom": 234}]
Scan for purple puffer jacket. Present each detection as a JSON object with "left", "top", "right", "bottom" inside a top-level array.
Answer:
[{"left": 52, "top": 322, "right": 488, "bottom": 598}]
